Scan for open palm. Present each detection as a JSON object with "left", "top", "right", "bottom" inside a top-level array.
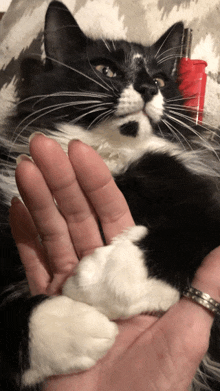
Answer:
[{"left": 10, "top": 134, "right": 220, "bottom": 391}]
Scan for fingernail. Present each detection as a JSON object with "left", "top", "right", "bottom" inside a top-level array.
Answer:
[
  {"left": 29, "top": 131, "right": 46, "bottom": 143},
  {"left": 16, "top": 154, "right": 32, "bottom": 166},
  {"left": 68, "top": 139, "right": 82, "bottom": 148}
]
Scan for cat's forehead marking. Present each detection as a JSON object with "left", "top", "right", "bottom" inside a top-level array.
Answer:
[
  {"left": 131, "top": 52, "right": 149, "bottom": 73},
  {"left": 132, "top": 53, "right": 143, "bottom": 60},
  {"left": 132, "top": 53, "right": 145, "bottom": 66}
]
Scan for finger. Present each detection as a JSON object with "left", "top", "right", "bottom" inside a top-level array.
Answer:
[
  {"left": 15, "top": 157, "right": 78, "bottom": 294},
  {"left": 192, "top": 245, "right": 220, "bottom": 302},
  {"left": 150, "top": 248, "right": 220, "bottom": 388},
  {"left": 29, "top": 134, "right": 104, "bottom": 258},
  {"left": 9, "top": 197, "right": 51, "bottom": 295},
  {"left": 68, "top": 140, "right": 135, "bottom": 243}
]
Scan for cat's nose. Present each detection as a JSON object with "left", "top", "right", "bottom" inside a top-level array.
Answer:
[{"left": 136, "top": 83, "right": 158, "bottom": 102}]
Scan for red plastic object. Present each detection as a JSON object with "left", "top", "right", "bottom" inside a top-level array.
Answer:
[{"left": 178, "top": 58, "right": 207, "bottom": 124}]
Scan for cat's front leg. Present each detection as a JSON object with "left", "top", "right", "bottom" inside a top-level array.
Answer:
[
  {"left": 22, "top": 296, "right": 118, "bottom": 387},
  {"left": 63, "top": 226, "right": 180, "bottom": 320}
]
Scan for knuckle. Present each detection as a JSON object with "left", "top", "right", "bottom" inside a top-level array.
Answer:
[{"left": 52, "top": 260, "right": 75, "bottom": 275}]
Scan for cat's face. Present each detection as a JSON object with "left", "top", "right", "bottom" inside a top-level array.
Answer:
[{"left": 17, "top": 1, "right": 185, "bottom": 172}]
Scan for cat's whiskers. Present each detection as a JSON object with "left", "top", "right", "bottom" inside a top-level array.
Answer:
[
  {"left": 68, "top": 106, "right": 109, "bottom": 125},
  {"left": 33, "top": 52, "right": 115, "bottom": 94},
  {"left": 157, "top": 124, "right": 165, "bottom": 139},
  {"left": 17, "top": 91, "right": 112, "bottom": 109},
  {"left": 76, "top": 102, "right": 114, "bottom": 114},
  {"left": 17, "top": 94, "right": 52, "bottom": 106},
  {"left": 102, "top": 39, "right": 112, "bottom": 53},
  {"left": 87, "top": 108, "right": 115, "bottom": 130},
  {"left": 46, "top": 55, "right": 112, "bottom": 92},
  {"left": 162, "top": 118, "right": 193, "bottom": 150},
  {"left": 9, "top": 102, "right": 112, "bottom": 158},
  {"left": 165, "top": 105, "right": 219, "bottom": 146},
  {"left": 12, "top": 102, "right": 84, "bottom": 141},
  {"left": 154, "top": 24, "right": 182, "bottom": 59},
  {"left": 111, "top": 40, "right": 116, "bottom": 51},
  {"left": 155, "top": 45, "right": 183, "bottom": 60},
  {"left": 7, "top": 103, "right": 75, "bottom": 156},
  {"left": 32, "top": 94, "right": 113, "bottom": 115},
  {"left": 14, "top": 100, "right": 104, "bottom": 134},
  {"left": 165, "top": 111, "right": 205, "bottom": 142},
  {"left": 165, "top": 112, "right": 220, "bottom": 160},
  {"left": 166, "top": 104, "right": 196, "bottom": 114},
  {"left": 167, "top": 107, "right": 220, "bottom": 136},
  {"left": 88, "top": 58, "right": 118, "bottom": 94},
  {"left": 10, "top": 101, "right": 109, "bottom": 152},
  {"left": 162, "top": 119, "right": 185, "bottom": 147},
  {"left": 90, "top": 68, "right": 115, "bottom": 93},
  {"left": 166, "top": 103, "right": 192, "bottom": 109},
  {"left": 42, "top": 91, "right": 112, "bottom": 99},
  {"left": 109, "top": 77, "right": 119, "bottom": 93},
  {"left": 166, "top": 96, "right": 197, "bottom": 103},
  {"left": 204, "top": 128, "right": 220, "bottom": 143},
  {"left": 157, "top": 54, "right": 181, "bottom": 65}
]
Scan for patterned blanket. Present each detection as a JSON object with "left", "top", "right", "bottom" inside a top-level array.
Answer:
[{"left": 0, "top": 0, "right": 220, "bottom": 128}]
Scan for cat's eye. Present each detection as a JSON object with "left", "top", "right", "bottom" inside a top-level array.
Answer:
[
  {"left": 154, "top": 78, "right": 165, "bottom": 88},
  {"left": 95, "top": 64, "right": 117, "bottom": 78}
]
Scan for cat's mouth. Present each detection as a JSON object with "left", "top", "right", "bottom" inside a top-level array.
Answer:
[
  {"left": 124, "top": 109, "right": 149, "bottom": 118},
  {"left": 142, "top": 110, "right": 150, "bottom": 118},
  {"left": 142, "top": 310, "right": 165, "bottom": 318},
  {"left": 135, "top": 109, "right": 152, "bottom": 122}
]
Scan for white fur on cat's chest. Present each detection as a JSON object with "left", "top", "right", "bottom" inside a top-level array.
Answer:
[{"left": 63, "top": 226, "right": 180, "bottom": 320}]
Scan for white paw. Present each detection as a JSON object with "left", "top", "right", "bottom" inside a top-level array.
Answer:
[
  {"left": 63, "top": 226, "right": 180, "bottom": 319},
  {"left": 22, "top": 296, "right": 118, "bottom": 386}
]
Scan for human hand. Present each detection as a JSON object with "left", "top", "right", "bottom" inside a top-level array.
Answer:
[
  {"left": 10, "top": 133, "right": 134, "bottom": 295},
  {"left": 10, "top": 134, "right": 220, "bottom": 391}
]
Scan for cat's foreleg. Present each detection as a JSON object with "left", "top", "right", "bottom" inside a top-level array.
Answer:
[
  {"left": 63, "top": 226, "right": 180, "bottom": 320},
  {"left": 0, "top": 288, "right": 117, "bottom": 388},
  {"left": 22, "top": 296, "right": 118, "bottom": 386}
]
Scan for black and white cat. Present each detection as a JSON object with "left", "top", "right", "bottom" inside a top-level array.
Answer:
[{"left": 1, "top": 1, "right": 220, "bottom": 390}]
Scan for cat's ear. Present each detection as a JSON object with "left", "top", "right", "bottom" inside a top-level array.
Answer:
[
  {"left": 44, "top": 1, "right": 87, "bottom": 65},
  {"left": 152, "top": 22, "right": 184, "bottom": 77}
]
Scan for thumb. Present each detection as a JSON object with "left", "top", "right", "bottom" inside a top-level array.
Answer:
[
  {"left": 153, "top": 246, "right": 220, "bottom": 385},
  {"left": 192, "top": 245, "right": 220, "bottom": 304}
]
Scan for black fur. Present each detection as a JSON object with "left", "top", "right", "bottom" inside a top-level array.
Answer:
[
  {"left": 119, "top": 121, "right": 139, "bottom": 137},
  {"left": 115, "top": 152, "right": 220, "bottom": 290},
  {"left": 0, "top": 283, "right": 47, "bottom": 391}
]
